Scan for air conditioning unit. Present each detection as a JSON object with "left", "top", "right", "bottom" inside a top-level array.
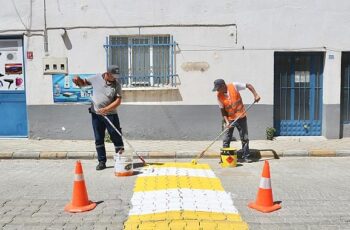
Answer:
[{"left": 43, "top": 57, "right": 68, "bottom": 75}]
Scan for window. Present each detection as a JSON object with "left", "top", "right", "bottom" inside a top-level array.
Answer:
[{"left": 106, "top": 35, "right": 177, "bottom": 88}]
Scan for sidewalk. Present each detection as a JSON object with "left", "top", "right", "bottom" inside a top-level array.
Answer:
[{"left": 1, "top": 137, "right": 350, "bottom": 159}]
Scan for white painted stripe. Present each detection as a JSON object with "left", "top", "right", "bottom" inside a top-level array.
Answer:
[
  {"left": 75, "top": 174, "right": 84, "bottom": 181},
  {"left": 259, "top": 177, "right": 271, "bottom": 189},
  {"left": 129, "top": 189, "right": 238, "bottom": 215},
  {"left": 139, "top": 167, "right": 217, "bottom": 178}
]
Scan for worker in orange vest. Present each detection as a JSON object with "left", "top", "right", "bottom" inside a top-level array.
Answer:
[{"left": 212, "top": 79, "right": 261, "bottom": 163}]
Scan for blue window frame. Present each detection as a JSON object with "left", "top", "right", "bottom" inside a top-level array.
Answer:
[{"left": 104, "top": 35, "right": 177, "bottom": 88}]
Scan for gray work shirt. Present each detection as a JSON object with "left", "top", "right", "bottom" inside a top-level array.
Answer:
[{"left": 87, "top": 74, "right": 122, "bottom": 114}]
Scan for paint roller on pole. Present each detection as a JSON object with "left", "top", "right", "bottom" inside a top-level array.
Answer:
[
  {"left": 191, "top": 101, "right": 256, "bottom": 165},
  {"left": 80, "top": 86, "right": 146, "bottom": 165}
]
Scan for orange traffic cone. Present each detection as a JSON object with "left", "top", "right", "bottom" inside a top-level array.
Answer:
[
  {"left": 248, "top": 160, "right": 281, "bottom": 213},
  {"left": 65, "top": 161, "right": 96, "bottom": 213}
]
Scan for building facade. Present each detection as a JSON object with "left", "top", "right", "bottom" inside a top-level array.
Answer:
[{"left": 0, "top": 0, "right": 350, "bottom": 140}]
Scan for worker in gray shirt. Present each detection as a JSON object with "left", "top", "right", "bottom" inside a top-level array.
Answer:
[{"left": 73, "top": 65, "right": 124, "bottom": 170}]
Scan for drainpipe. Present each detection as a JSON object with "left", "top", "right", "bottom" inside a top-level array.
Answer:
[{"left": 43, "top": 0, "right": 49, "bottom": 56}]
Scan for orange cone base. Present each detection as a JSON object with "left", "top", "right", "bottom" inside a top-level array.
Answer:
[
  {"left": 64, "top": 201, "right": 96, "bottom": 213},
  {"left": 115, "top": 171, "right": 133, "bottom": 177},
  {"left": 248, "top": 201, "right": 281, "bottom": 213}
]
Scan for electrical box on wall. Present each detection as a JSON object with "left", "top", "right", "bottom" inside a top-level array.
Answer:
[{"left": 43, "top": 57, "right": 68, "bottom": 75}]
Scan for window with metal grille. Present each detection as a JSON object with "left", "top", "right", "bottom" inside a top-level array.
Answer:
[{"left": 105, "top": 35, "right": 177, "bottom": 88}]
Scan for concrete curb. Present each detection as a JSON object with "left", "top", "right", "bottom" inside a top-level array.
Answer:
[
  {"left": 282, "top": 150, "right": 308, "bottom": 157},
  {"left": 309, "top": 149, "right": 336, "bottom": 157},
  {"left": 40, "top": 151, "right": 68, "bottom": 159},
  {"left": 13, "top": 151, "right": 40, "bottom": 159},
  {"left": 67, "top": 151, "right": 94, "bottom": 159},
  {"left": 335, "top": 150, "right": 350, "bottom": 157},
  {"left": 0, "top": 152, "right": 14, "bottom": 159},
  {"left": 1, "top": 149, "right": 350, "bottom": 160}
]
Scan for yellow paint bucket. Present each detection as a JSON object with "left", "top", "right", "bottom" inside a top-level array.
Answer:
[{"left": 220, "top": 148, "right": 237, "bottom": 168}]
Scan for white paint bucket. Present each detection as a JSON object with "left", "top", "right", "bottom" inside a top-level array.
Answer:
[{"left": 114, "top": 155, "right": 133, "bottom": 177}]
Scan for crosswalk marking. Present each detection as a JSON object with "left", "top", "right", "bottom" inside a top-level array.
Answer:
[{"left": 124, "top": 162, "right": 248, "bottom": 230}]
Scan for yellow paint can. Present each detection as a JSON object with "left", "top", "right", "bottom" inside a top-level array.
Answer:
[{"left": 220, "top": 148, "right": 237, "bottom": 168}]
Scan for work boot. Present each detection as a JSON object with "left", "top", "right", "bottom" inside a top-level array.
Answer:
[{"left": 96, "top": 162, "right": 106, "bottom": 170}]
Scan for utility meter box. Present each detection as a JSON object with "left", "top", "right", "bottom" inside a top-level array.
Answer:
[{"left": 43, "top": 57, "right": 68, "bottom": 75}]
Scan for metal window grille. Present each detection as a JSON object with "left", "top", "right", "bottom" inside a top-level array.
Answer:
[{"left": 105, "top": 35, "right": 177, "bottom": 88}]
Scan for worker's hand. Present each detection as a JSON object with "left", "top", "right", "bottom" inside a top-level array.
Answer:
[
  {"left": 97, "top": 107, "right": 109, "bottom": 116},
  {"left": 225, "top": 121, "right": 234, "bottom": 129},
  {"left": 254, "top": 94, "right": 261, "bottom": 103}
]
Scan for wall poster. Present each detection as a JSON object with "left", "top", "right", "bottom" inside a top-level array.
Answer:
[{"left": 52, "top": 74, "right": 94, "bottom": 103}]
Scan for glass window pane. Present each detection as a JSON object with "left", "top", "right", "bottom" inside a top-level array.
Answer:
[{"left": 108, "top": 35, "right": 173, "bottom": 87}]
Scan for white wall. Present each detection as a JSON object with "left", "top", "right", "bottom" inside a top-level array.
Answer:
[
  {"left": 323, "top": 51, "right": 342, "bottom": 104},
  {"left": 1, "top": 0, "right": 350, "bottom": 105}
]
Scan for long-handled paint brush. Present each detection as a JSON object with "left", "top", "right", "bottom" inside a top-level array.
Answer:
[
  {"left": 191, "top": 101, "right": 256, "bottom": 165},
  {"left": 80, "top": 86, "right": 146, "bottom": 165}
]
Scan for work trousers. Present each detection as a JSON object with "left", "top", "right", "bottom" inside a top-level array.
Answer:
[
  {"left": 223, "top": 116, "right": 250, "bottom": 159},
  {"left": 91, "top": 112, "right": 124, "bottom": 163}
]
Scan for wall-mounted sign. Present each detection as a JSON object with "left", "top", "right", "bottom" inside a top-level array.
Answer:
[{"left": 52, "top": 74, "right": 94, "bottom": 103}]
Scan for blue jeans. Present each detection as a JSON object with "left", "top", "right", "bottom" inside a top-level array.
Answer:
[
  {"left": 91, "top": 112, "right": 124, "bottom": 163},
  {"left": 223, "top": 116, "right": 250, "bottom": 159}
]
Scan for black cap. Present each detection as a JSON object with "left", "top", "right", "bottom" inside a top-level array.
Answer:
[
  {"left": 212, "top": 79, "right": 226, "bottom": 91},
  {"left": 107, "top": 65, "right": 120, "bottom": 74}
]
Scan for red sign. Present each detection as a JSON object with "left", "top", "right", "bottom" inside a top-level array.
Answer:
[
  {"left": 27, "top": 51, "right": 33, "bottom": 60},
  {"left": 226, "top": 156, "right": 234, "bottom": 164}
]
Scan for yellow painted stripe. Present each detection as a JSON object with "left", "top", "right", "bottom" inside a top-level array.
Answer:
[
  {"left": 126, "top": 211, "right": 243, "bottom": 222},
  {"left": 133, "top": 176, "right": 224, "bottom": 192},
  {"left": 145, "top": 162, "right": 211, "bottom": 169},
  {"left": 125, "top": 219, "right": 248, "bottom": 230}
]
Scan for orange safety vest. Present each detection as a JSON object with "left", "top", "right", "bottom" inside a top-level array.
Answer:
[{"left": 217, "top": 83, "right": 246, "bottom": 121}]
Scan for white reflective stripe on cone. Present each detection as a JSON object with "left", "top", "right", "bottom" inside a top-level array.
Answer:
[
  {"left": 259, "top": 177, "right": 271, "bottom": 189},
  {"left": 75, "top": 174, "right": 84, "bottom": 181}
]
